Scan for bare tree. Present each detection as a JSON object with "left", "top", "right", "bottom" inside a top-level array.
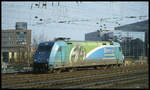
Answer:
[
  {"left": 32, "top": 32, "right": 48, "bottom": 50},
  {"left": 33, "top": 37, "right": 38, "bottom": 49},
  {"left": 38, "top": 32, "right": 47, "bottom": 43}
]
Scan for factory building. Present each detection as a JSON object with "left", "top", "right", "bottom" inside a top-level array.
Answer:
[{"left": 1, "top": 22, "right": 31, "bottom": 64}]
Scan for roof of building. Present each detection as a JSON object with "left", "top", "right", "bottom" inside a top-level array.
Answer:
[{"left": 115, "top": 19, "right": 149, "bottom": 32}]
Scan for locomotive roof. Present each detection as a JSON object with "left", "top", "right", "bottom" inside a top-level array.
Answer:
[
  {"left": 39, "top": 41, "right": 54, "bottom": 46},
  {"left": 39, "top": 40, "right": 120, "bottom": 47}
]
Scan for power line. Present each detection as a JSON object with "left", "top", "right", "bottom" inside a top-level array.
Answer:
[{"left": 2, "top": 2, "right": 148, "bottom": 30}]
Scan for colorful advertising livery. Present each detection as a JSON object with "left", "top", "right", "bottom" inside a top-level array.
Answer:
[{"left": 33, "top": 39, "right": 124, "bottom": 72}]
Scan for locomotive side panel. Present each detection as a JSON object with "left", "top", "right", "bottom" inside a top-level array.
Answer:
[
  {"left": 67, "top": 41, "right": 122, "bottom": 67},
  {"left": 52, "top": 41, "right": 124, "bottom": 69},
  {"left": 33, "top": 41, "right": 124, "bottom": 72}
]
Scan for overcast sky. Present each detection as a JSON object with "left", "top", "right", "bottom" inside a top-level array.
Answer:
[{"left": 2, "top": 1, "right": 149, "bottom": 42}]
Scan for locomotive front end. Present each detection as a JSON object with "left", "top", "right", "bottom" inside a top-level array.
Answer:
[{"left": 33, "top": 42, "right": 54, "bottom": 73}]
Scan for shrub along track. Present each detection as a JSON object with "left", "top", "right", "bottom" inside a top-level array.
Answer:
[{"left": 2, "top": 64, "right": 148, "bottom": 88}]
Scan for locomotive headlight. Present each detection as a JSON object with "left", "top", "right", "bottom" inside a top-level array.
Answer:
[
  {"left": 34, "top": 59, "right": 37, "bottom": 61},
  {"left": 46, "top": 58, "right": 49, "bottom": 62}
]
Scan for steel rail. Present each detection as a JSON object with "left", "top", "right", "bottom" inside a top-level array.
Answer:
[
  {"left": 2, "top": 69, "right": 148, "bottom": 88},
  {"left": 2, "top": 63, "right": 148, "bottom": 79},
  {"left": 22, "top": 71, "right": 148, "bottom": 88},
  {"left": 100, "top": 77, "right": 148, "bottom": 88},
  {"left": 2, "top": 65, "right": 147, "bottom": 82},
  {"left": 2, "top": 68, "right": 146, "bottom": 83},
  {"left": 1, "top": 66, "right": 129, "bottom": 82},
  {"left": 63, "top": 74, "right": 148, "bottom": 88}
]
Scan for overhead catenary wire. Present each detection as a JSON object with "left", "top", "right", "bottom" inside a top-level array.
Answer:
[{"left": 2, "top": 2, "right": 148, "bottom": 30}]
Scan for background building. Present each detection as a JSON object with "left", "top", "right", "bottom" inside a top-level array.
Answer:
[
  {"left": 85, "top": 31, "right": 101, "bottom": 41},
  {"left": 115, "top": 19, "right": 148, "bottom": 58},
  {"left": 85, "top": 20, "right": 148, "bottom": 60},
  {"left": 1, "top": 22, "right": 31, "bottom": 64}
]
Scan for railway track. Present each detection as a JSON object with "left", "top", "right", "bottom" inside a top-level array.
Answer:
[
  {"left": 38, "top": 69, "right": 148, "bottom": 88},
  {"left": 2, "top": 69, "right": 148, "bottom": 88},
  {"left": 2, "top": 64, "right": 147, "bottom": 83},
  {"left": 2, "top": 64, "right": 148, "bottom": 88},
  {"left": 75, "top": 74, "right": 148, "bottom": 88},
  {"left": 2, "top": 63, "right": 147, "bottom": 79}
]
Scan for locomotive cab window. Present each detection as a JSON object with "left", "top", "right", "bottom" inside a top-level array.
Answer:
[
  {"left": 37, "top": 43, "right": 54, "bottom": 53},
  {"left": 38, "top": 46, "right": 51, "bottom": 52}
]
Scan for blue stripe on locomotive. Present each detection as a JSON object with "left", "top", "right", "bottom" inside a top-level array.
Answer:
[
  {"left": 85, "top": 42, "right": 124, "bottom": 62},
  {"left": 86, "top": 48, "right": 105, "bottom": 60},
  {"left": 86, "top": 46, "right": 116, "bottom": 60}
]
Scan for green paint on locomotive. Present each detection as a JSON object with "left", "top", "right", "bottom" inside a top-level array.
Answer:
[{"left": 51, "top": 41, "right": 124, "bottom": 68}]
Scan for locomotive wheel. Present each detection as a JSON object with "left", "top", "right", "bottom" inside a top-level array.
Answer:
[
  {"left": 55, "top": 69, "right": 62, "bottom": 73},
  {"left": 33, "top": 68, "right": 36, "bottom": 73},
  {"left": 69, "top": 68, "right": 77, "bottom": 72},
  {"left": 33, "top": 64, "right": 38, "bottom": 73},
  {"left": 69, "top": 69, "right": 74, "bottom": 72},
  {"left": 48, "top": 67, "right": 54, "bottom": 73},
  {"left": 93, "top": 66, "right": 98, "bottom": 69}
]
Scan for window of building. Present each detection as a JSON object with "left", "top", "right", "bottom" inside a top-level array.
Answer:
[{"left": 16, "top": 32, "right": 27, "bottom": 45}]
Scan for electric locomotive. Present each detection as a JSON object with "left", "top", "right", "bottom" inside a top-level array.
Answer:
[{"left": 33, "top": 38, "right": 124, "bottom": 72}]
